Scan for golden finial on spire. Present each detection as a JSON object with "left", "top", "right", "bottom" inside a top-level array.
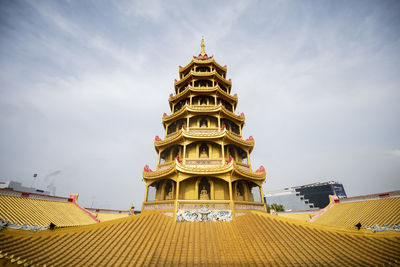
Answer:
[{"left": 200, "top": 37, "right": 206, "bottom": 56}]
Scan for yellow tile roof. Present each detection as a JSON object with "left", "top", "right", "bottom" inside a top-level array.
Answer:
[
  {"left": 277, "top": 212, "right": 317, "bottom": 222},
  {"left": 0, "top": 194, "right": 97, "bottom": 227},
  {"left": 95, "top": 212, "right": 129, "bottom": 222},
  {"left": 313, "top": 197, "right": 400, "bottom": 228},
  {"left": 0, "top": 211, "right": 399, "bottom": 266}
]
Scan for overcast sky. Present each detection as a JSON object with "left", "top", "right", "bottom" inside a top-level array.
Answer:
[{"left": 1, "top": 0, "right": 399, "bottom": 210}]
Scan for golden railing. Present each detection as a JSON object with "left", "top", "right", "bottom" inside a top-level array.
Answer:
[
  {"left": 189, "top": 127, "right": 219, "bottom": 134},
  {"left": 185, "top": 159, "right": 223, "bottom": 166},
  {"left": 178, "top": 200, "right": 231, "bottom": 210},
  {"left": 234, "top": 201, "right": 265, "bottom": 211},
  {"left": 235, "top": 162, "right": 251, "bottom": 171},
  {"left": 142, "top": 200, "right": 175, "bottom": 211},
  {"left": 157, "top": 162, "right": 174, "bottom": 171}
]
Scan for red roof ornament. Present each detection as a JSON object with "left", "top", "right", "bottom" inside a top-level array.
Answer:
[
  {"left": 186, "top": 100, "right": 188, "bottom": 105},
  {"left": 163, "top": 113, "right": 167, "bottom": 117},
  {"left": 144, "top": 165, "right": 153, "bottom": 172},
  {"left": 169, "top": 93, "right": 173, "bottom": 98},
  {"left": 174, "top": 79, "right": 177, "bottom": 82},
  {"left": 256, "top": 166, "right": 265, "bottom": 173},
  {"left": 229, "top": 78, "right": 232, "bottom": 82},
  {"left": 182, "top": 124, "right": 186, "bottom": 130},
  {"left": 222, "top": 124, "right": 226, "bottom": 131},
  {"left": 219, "top": 100, "right": 222, "bottom": 105},
  {"left": 240, "top": 112, "right": 244, "bottom": 117},
  {"left": 155, "top": 136, "right": 162, "bottom": 141},
  {"left": 227, "top": 155, "right": 233, "bottom": 164},
  {"left": 176, "top": 155, "right": 181, "bottom": 163},
  {"left": 246, "top": 136, "right": 254, "bottom": 141},
  {"left": 216, "top": 82, "right": 218, "bottom": 86},
  {"left": 224, "top": 65, "right": 227, "bottom": 68},
  {"left": 179, "top": 65, "right": 182, "bottom": 69},
  {"left": 234, "top": 93, "right": 237, "bottom": 97}
]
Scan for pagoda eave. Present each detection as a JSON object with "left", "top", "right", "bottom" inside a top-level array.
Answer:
[
  {"left": 143, "top": 161, "right": 265, "bottom": 184},
  {"left": 179, "top": 58, "right": 227, "bottom": 74},
  {"left": 162, "top": 105, "right": 245, "bottom": 127},
  {"left": 174, "top": 72, "right": 231, "bottom": 94},
  {"left": 169, "top": 85, "right": 238, "bottom": 110}
]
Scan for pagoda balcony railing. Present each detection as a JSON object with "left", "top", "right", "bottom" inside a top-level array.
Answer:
[
  {"left": 235, "top": 162, "right": 251, "bottom": 171},
  {"left": 185, "top": 158, "right": 223, "bottom": 166},
  {"left": 157, "top": 162, "right": 174, "bottom": 171},
  {"left": 189, "top": 104, "right": 218, "bottom": 110},
  {"left": 178, "top": 200, "right": 231, "bottom": 210},
  {"left": 165, "top": 131, "right": 180, "bottom": 139},
  {"left": 189, "top": 127, "right": 219, "bottom": 134},
  {"left": 143, "top": 200, "right": 175, "bottom": 211},
  {"left": 227, "top": 130, "right": 241, "bottom": 138},
  {"left": 234, "top": 201, "right": 265, "bottom": 212}
]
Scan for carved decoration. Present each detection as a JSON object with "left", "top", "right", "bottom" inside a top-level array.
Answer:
[
  {"left": 256, "top": 166, "right": 265, "bottom": 173},
  {"left": 177, "top": 209, "right": 232, "bottom": 222},
  {"left": 235, "top": 204, "right": 265, "bottom": 211},
  {"left": 246, "top": 136, "right": 254, "bottom": 141},
  {"left": 227, "top": 155, "right": 233, "bottom": 164},
  {"left": 143, "top": 165, "right": 153, "bottom": 172}
]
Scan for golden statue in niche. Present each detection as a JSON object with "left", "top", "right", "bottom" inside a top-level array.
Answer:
[
  {"left": 235, "top": 190, "right": 244, "bottom": 201},
  {"left": 199, "top": 144, "right": 208, "bottom": 158},
  {"left": 199, "top": 186, "right": 209, "bottom": 200},
  {"left": 165, "top": 188, "right": 173, "bottom": 200}
]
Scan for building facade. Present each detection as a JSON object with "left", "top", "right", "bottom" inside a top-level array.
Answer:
[
  {"left": 142, "top": 40, "right": 266, "bottom": 221},
  {"left": 265, "top": 181, "right": 347, "bottom": 210}
]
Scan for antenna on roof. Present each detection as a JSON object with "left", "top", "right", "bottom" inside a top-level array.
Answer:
[{"left": 31, "top": 173, "right": 38, "bottom": 187}]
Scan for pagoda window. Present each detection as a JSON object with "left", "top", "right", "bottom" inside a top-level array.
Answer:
[
  {"left": 167, "top": 121, "right": 177, "bottom": 134},
  {"left": 177, "top": 119, "right": 187, "bottom": 130},
  {"left": 199, "top": 144, "right": 209, "bottom": 158},
  {"left": 196, "top": 66, "right": 210, "bottom": 72},
  {"left": 219, "top": 84, "right": 227, "bottom": 93},
  {"left": 172, "top": 145, "right": 183, "bottom": 159},
  {"left": 174, "top": 99, "right": 189, "bottom": 112},
  {"left": 250, "top": 184, "right": 262, "bottom": 202},
  {"left": 174, "top": 102, "right": 182, "bottom": 112},
  {"left": 218, "top": 99, "right": 233, "bottom": 112},
  {"left": 194, "top": 80, "right": 212, "bottom": 87},
  {"left": 160, "top": 147, "right": 171, "bottom": 163},
  {"left": 199, "top": 118, "right": 208, "bottom": 128},
  {"left": 192, "top": 95, "right": 214, "bottom": 106},
  {"left": 221, "top": 119, "right": 240, "bottom": 135},
  {"left": 198, "top": 178, "right": 210, "bottom": 200},
  {"left": 238, "top": 148, "right": 248, "bottom": 164},
  {"left": 164, "top": 180, "right": 175, "bottom": 200},
  {"left": 235, "top": 182, "right": 245, "bottom": 201},
  {"left": 147, "top": 181, "right": 159, "bottom": 201},
  {"left": 227, "top": 145, "right": 236, "bottom": 161}
]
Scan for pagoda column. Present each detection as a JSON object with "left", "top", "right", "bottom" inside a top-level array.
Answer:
[
  {"left": 229, "top": 180, "right": 235, "bottom": 218},
  {"left": 221, "top": 141, "right": 225, "bottom": 163},
  {"left": 183, "top": 144, "right": 187, "bottom": 164}
]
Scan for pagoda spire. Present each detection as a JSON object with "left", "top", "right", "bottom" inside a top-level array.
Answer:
[{"left": 200, "top": 37, "right": 206, "bottom": 56}]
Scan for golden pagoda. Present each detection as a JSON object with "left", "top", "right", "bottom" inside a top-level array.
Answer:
[
  {"left": 1, "top": 40, "right": 400, "bottom": 266},
  {"left": 142, "top": 39, "right": 266, "bottom": 221}
]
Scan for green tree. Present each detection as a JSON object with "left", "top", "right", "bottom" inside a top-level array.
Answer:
[{"left": 266, "top": 203, "right": 285, "bottom": 213}]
